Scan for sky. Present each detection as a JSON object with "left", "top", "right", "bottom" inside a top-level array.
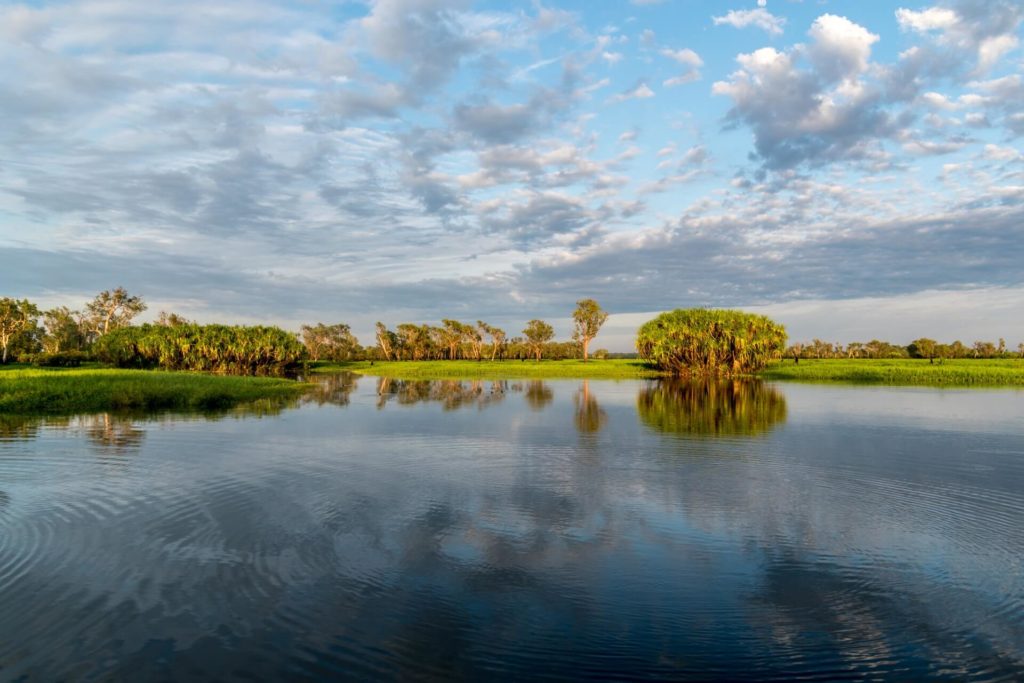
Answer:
[{"left": 1, "top": 0, "right": 1023, "bottom": 350}]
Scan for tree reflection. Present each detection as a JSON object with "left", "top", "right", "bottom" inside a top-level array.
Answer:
[
  {"left": 637, "top": 379, "right": 787, "bottom": 437},
  {"left": 523, "top": 381, "right": 554, "bottom": 411},
  {"left": 305, "top": 372, "right": 360, "bottom": 407},
  {"left": 574, "top": 380, "right": 607, "bottom": 434},
  {"left": 80, "top": 413, "right": 146, "bottom": 454},
  {"left": 376, "top": 378, "right": 507, "bottom": 411},
  {"left": 0, "top": 415, "right": 42, "bottom": 442}
]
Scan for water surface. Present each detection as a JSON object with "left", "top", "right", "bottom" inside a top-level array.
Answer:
[{"left": 1, "top": 376, "right": 1022, "bottom": 680}]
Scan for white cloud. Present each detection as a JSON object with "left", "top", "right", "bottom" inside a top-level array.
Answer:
[
  {"left": 608, "top": 81, "right": 655, "bottom": 103},
  {"left": 712, "top": 8, "right": 785, "bottom": 36}
]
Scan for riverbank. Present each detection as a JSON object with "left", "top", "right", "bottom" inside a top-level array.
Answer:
[
  {"left": 759, "top": 358, "right": 1024, "bottom": 386},
  {"left": 0, "top": 366, "right": 310, "bottom": 414},
  {"left": 311, "top": 359, "right": 664, "bottom": 379},
  {"left": 318, "top": 358, "right": 1024, "bottom": 386}
]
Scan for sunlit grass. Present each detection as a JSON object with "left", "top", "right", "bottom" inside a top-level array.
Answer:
[
  {"left": 0, "top": 365, "right": 310, "bottom": 414},
  {"left": 760, "top": 358, "right": 1024, "bottom": 386},
  {"left": 312, "top": 359, "right": 664, "bottom": 379}
]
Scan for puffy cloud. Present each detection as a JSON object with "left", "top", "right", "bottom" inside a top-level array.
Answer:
[
  {"left": 806, "top": 14, "right": 879, "bottom": 83},
  {"left": 659, "top": 48, "right": 703, "bottom": 86},
  {"left": 712, "top": 9, "right": 786, "bottom": 36},
  {"left": 896, "top": 1, "right": 1023, "bottom": 75},
  {"left": 608, "top": 81, "right": 655, "bottom": 103}
]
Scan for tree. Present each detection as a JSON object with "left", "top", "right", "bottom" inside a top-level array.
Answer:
[
  {"left": 572, "top": 298, "right": 608, "bottom": 362},
  {"left": 156, "top": 311, "right": 192, "bottom": 327},
  {"left": 0, "top": 298, "right": 40, "bottom": 363},
  {"left": 375, "top": 322, "right": 396, "bottom": 361},
  {"left": 908, "top": 338, "right": 938, "bottom": 364},
  {"left": 301, "top": 323, "right": 360, "bottom": 361},
  {"left": 478, "top": 321, "right": 506, "bottom": 361},
  {"left": 85, "top": 287, "right": 146, "bottom": 339},
  {"left": 636, "top": 308, "right": 787, "bottom": 376},
  {"left": 523, "top": 319, "right": 554, "bottom": 361},
  {"left": 41, "top": 306, "right": 84, "bottom": 353}
]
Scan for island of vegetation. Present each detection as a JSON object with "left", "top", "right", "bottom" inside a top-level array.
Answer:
[{"left": 2, "top": 289, "right": 1024, "bottom": 416}]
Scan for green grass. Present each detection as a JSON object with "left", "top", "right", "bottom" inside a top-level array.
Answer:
[
  {"left": 311, "top": 358, "right": 664, "bottom": 380},
  {"left": 0, "top": 365, "right": 311, "bottom": 414},
  {"left": 759, "top": 358, "right": 1024, "bottom": 386}
]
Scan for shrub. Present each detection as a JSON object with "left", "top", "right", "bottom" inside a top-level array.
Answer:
[
  {"left": 636, "top": 308, "right": 787, "bottom": 376},
  {"left": 30, "top": 350, "right": 88, "bottom": 367}
]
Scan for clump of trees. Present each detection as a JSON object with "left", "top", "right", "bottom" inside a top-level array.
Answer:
[
  {"left": 637, "top": 380, "right": 787, "bottom": 437},
  {"left": 636, "top": 309, "right": 787, "bottom": 376},
  {"left": 94, "top": 324, "right": 305, "bottom": 376},
  {"left": 301, "top": 323, "right": 362, "bottom": 361}
]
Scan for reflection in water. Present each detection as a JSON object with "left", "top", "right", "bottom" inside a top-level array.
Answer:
[
  {"left": 0, "top": 416, "right": 41, "bottom": 442},
  {"left": 522, "top": 380, "right": 554, "bottom": 411},
  {"left": 79, "top": 413, "right": 147, "bottom": 454},
  {"left": 574, "top": 380, "right": 607, "bottom": 433},
  {"left": 376, "top": 377, "right": 507, "bottom": 410},
  {"left": 304, "top": 371, "right": 360, "bottom": 406},
  {"left": 637, "top": 379, "right": 787, "bottom": 436}
]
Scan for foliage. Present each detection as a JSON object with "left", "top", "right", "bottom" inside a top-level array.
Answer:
[
  {"left": 0, "top": 298, "right": 41, "bottom": 364},
  {"left": 42, "top": 306, "right": 85, "bottom": 353},
  {"left": 93, "top": 324, "right": 306, "bottom": 375},
  {"left": 84, "top": 287, "right": 146, "bottom": 340},
  {"left": 29, "top": 351, "right": 88, "bottom": 367},
  {"left": 572, "top": 298, "right": 609, "bottom": 362},
  {"left": 636, "top": 309, "right": 787, "bottom": 376},
  {"left": 301, "top": 322, "right": 361, "bottom": 361},
  {"left": 523, "top": 319, "right": 555, "bottom": 361},
  {"left": 637, "top": 379, "right": 788, "bottom": 437},
  {"left": 0, "top": 367, "right": 308, "bottom": 414},
  {"left": 760, "top": 358, "right": 1024, "bottom": 385}
]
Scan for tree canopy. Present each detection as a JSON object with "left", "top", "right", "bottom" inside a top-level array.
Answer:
[{"left": 572, "top": 299, "right": 608, "bottom": 362}]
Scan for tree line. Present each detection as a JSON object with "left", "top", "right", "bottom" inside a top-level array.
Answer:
[
  {"left": 786, "top": 338, "right": 1024, "bottom": 362},
  {"left": 0, "top": 290, "right": 612, "bottom": 372}
]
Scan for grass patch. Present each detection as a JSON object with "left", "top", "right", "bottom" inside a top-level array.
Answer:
[
  {"left": 759, "top": 358, "right": 1024, "bottom": 386},
  {"left": 0, "top": 365, "right": 311, "bottom": 415},
  {"left": 311, "top": 359, "right": 665, "bottom": 380}
]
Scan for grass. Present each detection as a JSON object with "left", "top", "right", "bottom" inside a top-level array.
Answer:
[
  {"left": 0, "top": 364, "right": 311, "bottom": 414},
  {"left": 759, "top": 358, "right": 1024, "bottom": 386},
  {"left": 310, "top": 358, "right": 664, "bottom": 380},
  {"left": 316, "top": 357, "right": 1024, "bottom": 387}
]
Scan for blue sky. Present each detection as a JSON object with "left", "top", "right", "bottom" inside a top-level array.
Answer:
[{"left": 1, "top": 0, "right": 1022, "bottom": 349}]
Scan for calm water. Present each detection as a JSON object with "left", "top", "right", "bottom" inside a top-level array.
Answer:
[{"left": 1, "top": 375, "right": 1023, "bottom": 681}]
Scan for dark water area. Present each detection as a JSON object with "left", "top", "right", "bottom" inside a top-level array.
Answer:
[{"left": 1, "top": 375, "right": 1023, "bottom": 681}]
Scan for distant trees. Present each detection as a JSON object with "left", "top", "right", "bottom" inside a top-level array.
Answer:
[
  {"left": 41, "top": 307, "right": 84, "bottom": 353},
  {"left": 637, "top": 309, "right": 787, "bottom": 376},
  {"left": 301, "top": 323, "right": 360, "bottom": 361},
  {"left": 908, "top": 338, "right": 938, "bottom": 363},
  {"left": 572, "top": 298, "right": 608, "bottom": 362},
  {"left": 478, "top": 321, "right": 506, "bottom": 360},
  {"left": 523, "top": 319, "right": 555, "bottom": 361},
  {"left": 0, "top": 298, "right": 40, "bottom": 364}
]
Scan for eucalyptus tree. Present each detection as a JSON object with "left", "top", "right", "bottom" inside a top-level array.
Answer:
[
  {"left": 0, "top": 298, "right": 40, "bottom": 363},
  {"left": 301, "top": 323, "right": 360, "bottom": 361},
  {"left": 572, "top": 298, "right": 608, "bottom": 362},
  {"left": 523, "top": 319, "right": 555, "bottom": 361},
  {"left": 440, "top": 319, "right": 466, "bottom": 360},
  {"left": 375, "top": 322, "right": 397, "bottom": 361},
  {"left": 42, "top": 306, "right": 84, "bottom": 353},
  {"left": 156, "top": 311, "right": 192, "bottom": 327},
  {"left": 478, "top": 321, "right": 506, "bottom": 361},
  {"left": 84, "top": 287, "right": 146, "bottom": 340}
]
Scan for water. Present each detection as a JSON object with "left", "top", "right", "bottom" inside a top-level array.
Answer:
[{"left": 1, "top": 375, "right": 1023, "bottom": 680}]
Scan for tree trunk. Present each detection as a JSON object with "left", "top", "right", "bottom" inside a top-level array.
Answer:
[{"left": 582, "top": 338, "right": 590, "bottom": 362}]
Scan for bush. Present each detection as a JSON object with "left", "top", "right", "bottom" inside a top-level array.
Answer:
[
  {"left": 28, "top": 351, "right": 88, "bottom": 367},
  {"left": 636, "top": 309, "right": 787, "bottom": 376}
]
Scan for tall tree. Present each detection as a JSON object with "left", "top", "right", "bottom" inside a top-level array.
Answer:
[
  {"left": 41, "top": 306, "right": 84, "bottom": 353},
  {"left": 572, "top": 298, "right": 608, "bottom": 362},
  {"left": 301, "top": 323, "right": 360, "bottom": 361},
  {"left": 85, "top": 287, "right": 146, "bottom": 339},
  {"left": 0, "top": 298, "right": 40, "bottom": 363},
  {"left": 478, "top": 321, "right": 506, "bottom": 361},
  {"left": 375, "top": 322, "right": 396, "bottom": 361},
  {"left": 523, "top": 319, "right": 554, "bottom": 361}
]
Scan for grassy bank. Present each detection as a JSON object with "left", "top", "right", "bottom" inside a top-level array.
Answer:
[
  {"left": 759, "top": 358, "right": 1024, "bottom": 386},
  {"left": 311, "top": 359, "right": 664, "bottom": 380},
  {"left": 0, "top": 366, "right": 310, "bottom": 414}
]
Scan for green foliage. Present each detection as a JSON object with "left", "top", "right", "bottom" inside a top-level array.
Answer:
[
  {"left": 637, "top": 380, "right": 788, "bottom": 437},
  {"left": 523, "top": 319, "right": 555, "bottom": 360},
  {"left": 0, "top": 367, "right": 307, "bottom": 414},
  {"left": 315, "top": 358, "right": 662, "bottom": 380},
  {"left": 93, "top": 324, "right": 306, "bottom": 376},
  {"left": 29, "top": 350, "right": 88, "bottom": 367},
  {"left": 0, "top": 298, "right": 41, "bottom": 364},
  {"left": 572, "top": 299, "right": 609, "bottom": 361},
  {"left": 636, "top": 309, "right": 787, "bottom": 376},
  {"left": 301, "top": 322, "right": 361, "bottom": 361}
]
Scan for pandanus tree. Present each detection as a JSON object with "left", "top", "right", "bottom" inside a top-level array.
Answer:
[{"left": 636, "top": 309, "right": 787, "bottom": 376}]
